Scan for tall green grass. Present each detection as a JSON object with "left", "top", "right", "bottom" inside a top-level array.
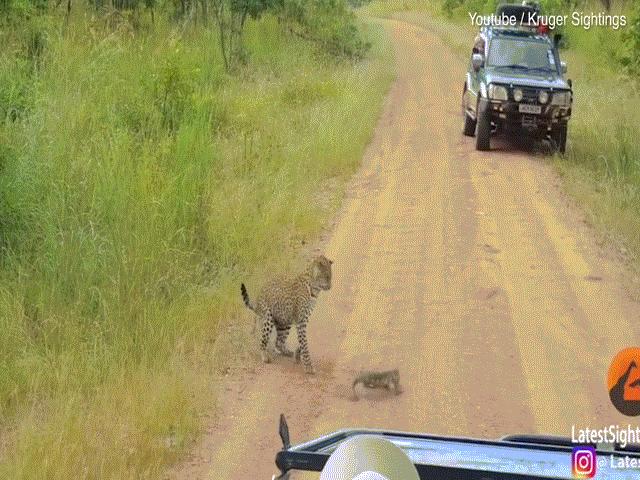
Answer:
[
  {"left": 0, "top": 9, "right": 393, "bottom": 478},
  {"left": 365, "top": 0, "right": 640, "bottom": 263}
]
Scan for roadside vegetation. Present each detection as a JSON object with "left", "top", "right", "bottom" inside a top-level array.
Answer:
[
  {"left": 0, "top": 1, "right": 393, "bottom": 478},
  {"left": 365, "top": 0, "right": 640, "bottom": 265}
]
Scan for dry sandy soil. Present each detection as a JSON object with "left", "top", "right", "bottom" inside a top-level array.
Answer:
[{"left": 169, "top": 18, "right": 640, "bottom": 480}]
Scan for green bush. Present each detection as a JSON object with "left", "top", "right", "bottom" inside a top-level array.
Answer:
[
  {"left": 0, "top": 4, "right": 393, "bottom": 477},
  {"left": 278, "top": 0, "right": 371, "bottom": 60},
  {"left": 620, "top": 1, "right": 640, "bottom": 75},
  {"left": 441, "top": 0, "right": 463, "bottom": 16},
  {"left": 539, "top": 0, "right": 578, "bottom": 14}
]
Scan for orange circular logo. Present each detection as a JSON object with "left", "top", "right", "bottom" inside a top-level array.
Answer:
[{"left": 608, "top": 347, "right": 640, "bottom": 416}]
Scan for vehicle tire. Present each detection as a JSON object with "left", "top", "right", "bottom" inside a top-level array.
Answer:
[
  {"left": 462, "top": 87, "right": 476, "bottom": 137},
  {"left": 551, "top": 122, "right": 567, "bottom": 154},
  {"left": 463, "top": 110, "right": 476, "bottom": 136},
  {"left": 475, "top": 100, "right": 491, "bottom": 151}
]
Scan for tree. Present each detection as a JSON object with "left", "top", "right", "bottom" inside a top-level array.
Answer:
[{"left": 210, "top": 0, "right": 274, "bottom": 70}]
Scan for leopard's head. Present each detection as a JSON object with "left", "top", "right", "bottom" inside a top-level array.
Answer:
[{"left": 310, "top": 255, "right": 333, "bottom": 291}]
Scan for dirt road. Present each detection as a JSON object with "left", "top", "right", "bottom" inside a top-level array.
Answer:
[{"left": 171, "top": 19, "right": 640, "bottom": 479}]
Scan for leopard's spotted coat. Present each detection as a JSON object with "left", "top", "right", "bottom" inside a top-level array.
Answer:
[{"left": 241, "top": 255, "right": 332, "bottom": 374}]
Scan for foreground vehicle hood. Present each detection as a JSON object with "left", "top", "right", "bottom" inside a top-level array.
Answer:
[{"left": 275, "top": 424, "right": 640, "bottom": 479}]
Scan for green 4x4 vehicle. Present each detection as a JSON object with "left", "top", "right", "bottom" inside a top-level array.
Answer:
[{"left": 462, "top": 26, "right": 573, "bottom": 152}]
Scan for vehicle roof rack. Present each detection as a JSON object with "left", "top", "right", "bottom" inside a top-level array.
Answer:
[{"left": 481, "top": 25, "right": 551, "bottom": 43}]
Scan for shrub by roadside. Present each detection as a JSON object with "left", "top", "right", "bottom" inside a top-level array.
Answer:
[{"left": 0, "top": 5, "right": 394, "bottom": 478}]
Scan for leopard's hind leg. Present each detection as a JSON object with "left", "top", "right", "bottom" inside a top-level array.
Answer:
[
  {"left": 260, "top": 310, "right": 275, "bottom": 363},
  {"left": 275, "top": 325, "right": 294, "bottom": 357}
]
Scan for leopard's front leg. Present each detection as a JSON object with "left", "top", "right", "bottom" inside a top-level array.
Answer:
[
  {"left": 296, "top": 316, "right": 314, "bottom": 374},
  {"left": 294, "top": 347, "right": 301, "bottom": 363}
]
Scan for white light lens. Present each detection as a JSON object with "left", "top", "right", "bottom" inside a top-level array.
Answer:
[
  {"left": 488, "top": 84, "right": 508, "bottom": 101},
  {"left": 513, "top": 88, "right": 523, "bottom": 102},
  {"left": 551, "top": 91, "right": 571, "bottom": 106},
  {"left": 539, "top": 90, "right": 549, "bottom": 104}
]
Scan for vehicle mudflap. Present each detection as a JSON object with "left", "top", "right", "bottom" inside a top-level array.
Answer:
[
  {"left": 273, "top": 414, "right": 292, "bottom": 480},
  {"left": 279, "top": 413, "right": 291, "bottom": 450}
]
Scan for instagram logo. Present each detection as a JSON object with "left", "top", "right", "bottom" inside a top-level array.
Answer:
[{"left": 572, "top": 446, "right": 596, "bottom": 478}]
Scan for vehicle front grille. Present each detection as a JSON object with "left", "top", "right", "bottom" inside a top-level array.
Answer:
[{"left": 519, "top": 87, "right": 539, "bottom": 103}]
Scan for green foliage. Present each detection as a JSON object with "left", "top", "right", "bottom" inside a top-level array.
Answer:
[
  {"left": 442, "top": 0, "right": 463, "bottom": 17},
  {"left": 154, "top": 53, "right": 197, "bottom": 131},
  {"left": 0, "top": 0, "right": 44, "bottom": 15},
  {"left": 208, "top": 0, "right": 370, "bottom": 70},
  {"left": 620, "top": 1, "right": 640, "bottom": 75},
  {"left": 441, "top": 0, "right": 497, "bottom": 17},
  {"left": 0, "top": 58, "right": 33, "bottom": 122},
  {"left": 278, "top": 0, "right": 371, "bottom": 59},
  {"left": 210, "top": 0, "right": 276, "bottom": 70},
  {"left": 538, "top": 0, "right": 578, "bottom": 14},
  {"left": 232, "top": 0, "right": 274, "bottom": 17},
  {"left": 0, "top": 5, "right": 393, "bottom": 478}
]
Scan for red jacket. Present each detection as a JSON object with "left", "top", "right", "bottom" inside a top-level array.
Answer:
[{"left": 537, "top": 21, "right": 550, "bottom": 35}]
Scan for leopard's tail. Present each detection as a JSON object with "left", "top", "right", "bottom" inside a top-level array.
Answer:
[
  {"left": 352, "top": 378, "right": 361, "bottom": 401},
  {"left": 352, "top": 378, "right": 360, "bottom": 392},
  {"left": 240, "top": 283, "right": 255, "bottom": 312}
]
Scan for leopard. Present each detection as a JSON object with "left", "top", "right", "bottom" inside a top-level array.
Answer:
[
  {"left": 352, "top": 369, "right": 402, "bottom": 399},
  {"left": 240, "top": 254, "right": 333, "bottom": 375}
]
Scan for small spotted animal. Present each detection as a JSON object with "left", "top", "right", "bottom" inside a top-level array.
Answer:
[
  {"left": 241, "top": 255, "right": 333, "bottom": 374},
  {"left": 352, "top": 369, "right": 402, "bottom": 399}
]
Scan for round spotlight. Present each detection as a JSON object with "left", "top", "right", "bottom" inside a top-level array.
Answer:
[
  {"left": 539, "top": 90, "right": 549, "bottom": 104},
  {"left": 513, "top": 88, "right": 523, "bottom": 102}
]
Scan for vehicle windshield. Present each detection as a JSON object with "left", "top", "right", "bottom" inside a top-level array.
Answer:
[{"left": 487, "top": 37, "right": 556, "bottom": 72}]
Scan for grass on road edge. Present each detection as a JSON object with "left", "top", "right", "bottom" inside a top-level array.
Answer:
[{"left": 0, "top": 13, "right": 395, "bottom": 479}]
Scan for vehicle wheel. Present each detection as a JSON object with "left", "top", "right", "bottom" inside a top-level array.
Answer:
[
  {"left": 475, "top": 101, "right": 491, "bottom": 151},
  {"left": 463, "top": 110, "right": 476, "bottom": 136},
  {"left": 551, "top": 123, "right": 567, "bottom": 154}
]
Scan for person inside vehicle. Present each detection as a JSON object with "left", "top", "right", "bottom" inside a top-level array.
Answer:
[{"left": 472, "top": 34, "right": 485, "bottom": 56}]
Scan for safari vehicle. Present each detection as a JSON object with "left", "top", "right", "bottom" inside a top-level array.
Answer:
[
  {"left": 461, "top": 18, "right": 572, "bottom": 152},
  {"left": 273, "top": 415, "right": 640, "bottom": 479}
]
